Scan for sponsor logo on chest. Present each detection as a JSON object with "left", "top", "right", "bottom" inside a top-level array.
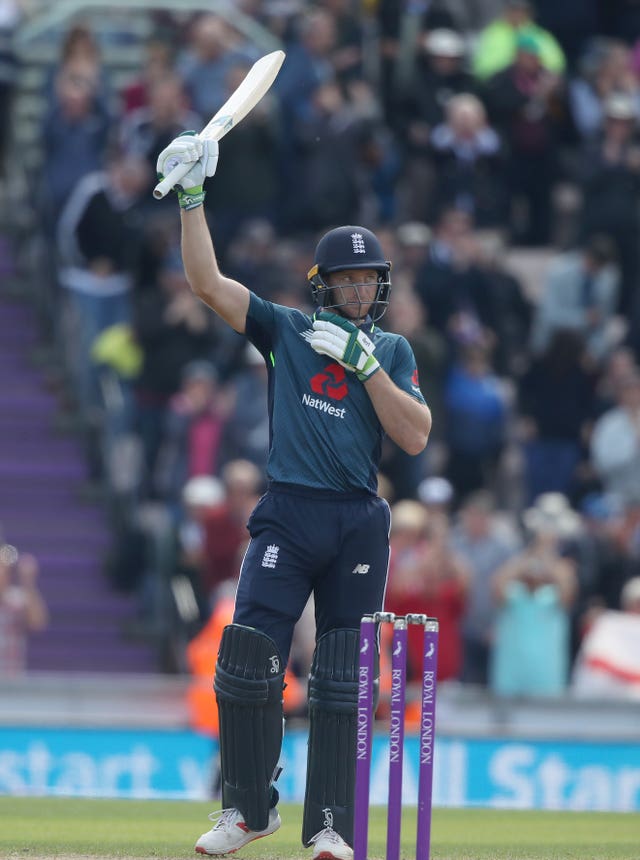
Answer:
[{"left": 302, "top": 353, "right": 349, "bottom": 419}]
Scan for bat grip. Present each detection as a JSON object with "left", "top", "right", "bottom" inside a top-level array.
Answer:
[{"left": 153, "top": 160, "right": 190, "bottom": 199}]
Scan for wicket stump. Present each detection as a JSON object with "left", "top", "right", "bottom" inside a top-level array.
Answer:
[{"left": 354, "top": 611, "right": 439, "bottom": 860}]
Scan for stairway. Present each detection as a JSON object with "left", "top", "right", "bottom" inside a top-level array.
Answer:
[{"left": 0, "top": 282, "right": 158, "bottom": 673}]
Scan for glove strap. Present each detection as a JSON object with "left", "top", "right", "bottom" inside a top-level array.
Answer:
[
  {"left": 177, "top": 185, "right": 205, "bottom": 210},
  {"left": 356, "top": 355, "right": 380, "bottom": 382}
]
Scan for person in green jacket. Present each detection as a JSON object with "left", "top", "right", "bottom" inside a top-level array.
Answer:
[{"left": 472, "top": 0, "right": 565, "bottom": 80}]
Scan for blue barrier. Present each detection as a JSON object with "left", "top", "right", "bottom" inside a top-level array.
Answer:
[{"left": 1, "top": 727, "right": 638, "bottom": 810}]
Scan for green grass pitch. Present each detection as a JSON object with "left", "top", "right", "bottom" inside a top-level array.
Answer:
[{"left": 1, "top": 797, "right": 639, "bottom": 859}]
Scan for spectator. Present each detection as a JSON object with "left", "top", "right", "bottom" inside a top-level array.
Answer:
[
  {"left": 483, "top": 31, "right": 566, "bottom": 245},
  {"left": 530, "top": 234, "right": 622, "bottom": 366},
  {"left": 261, "top": 1, "right": 304, "bottom": 44},
  {"left": 171, "top": 475, "right": 227, "bottom": 634},
  {"left": 274, "top": 7, "right": 338, "bottom": 220},
  {"left": 132, "top": 246, "right": 214, "bottom": 497},
  {"left": 428, "top": 93, "right": 507, "bottom": 227},
  {"left": 275, "top": 8, "right": 336, "bottom": 125},
  {"left": 221, "top": 343, "right": 270, "bottom": 471},
  {"left": 490, "top": 494, "right": 579, "bottom": 697},
  {"left": 443, "top": 340, "right": 509, "bottom": 498},
  {"left": 569, "top": 39, "right": 640, "bottom": 143},
  {"left": 395, "top": 27, "right": 474, "bottom": 219},
  {"left": 0, "top": 545, "right": 49, "bottom": 675},
  {"left": 385, "top": 500, "right": 469, "bottom": 682},
  {"left": 472, "top": 0, "right": 566, "bottom": 81},
  {"left": 393, "top": 222, "right": 432, "bottom": 286},
  {"left": 44, "top": 21, "right": 110, "bottom": 105},
  {"left": 401, "top": 28, "right": 473, "bottom": 131},
  {"left": 318, "top": 0, "right": 365, "bottom": 84},
  {"left": 583, "top": 495, "right": 640, "bottom": 614},
  {"left": 571, "top": 576, "right": 640, "bottom": 699},
  {"left": 56, "top": 153, "right": 150, "bottom": 419},
  {"left": 120, "top": 37, "right": 176, "bottom": 115},
  {"left": 119, "top": 73, "right": 202, "bottom": 196},
  {"left": 177, "top": 14, "right": 255, "bottom": 121},
  {"left": 417, "top": 476, "right": 454, "bottom": 518},
  {"left": 569, "top": 491, "right": 629, "bottom": 657},
  {"left": 450, "top": 490, "right": 521, "bottom": 685},
  {"left": 40, "top": 62, "right": 112, "bottom": 229},
  {"left": 352, "top": 82, "right": 402, "bottom": 224},
  {"left": 155, "top": 360, "right": 231, "bottom": 512},
  {"left": 593, "top": 345, "right": 638, "bottom": 414},
  {"left": 474, "top": 232, "right": 534, "bottom": 377},
  {"left": 574, "top": 92, "right": 640, "bottom": 315},
  {"left": 376, "top": 1, "right": 464, "bottom": 117},
  {"left": 411, "top": 208, "right": 465, "bottom": 328},
  {"left": 200, "top": 459, "right": 264, "bottom": 606},
  {"left": 517, "top": 329, "right": 597, "bottom": 504},
  {"left": 223, "top": 219, "right": 293, "bottom": 302},
  {"left": 0, "top": 0, "right": 21, "bottom": 174},
  {"left": 590, "top": 369, "right": 640, "bottom": 504},
  {"left": 286, "top": 78, "right": 371, "bottom": 230},
  {"left": 412, "top": 207, "right": 497, "bottom": 349}
]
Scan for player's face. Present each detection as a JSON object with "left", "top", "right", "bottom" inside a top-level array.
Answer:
[{"left": 327, "top": 268, "right": 379, "bottom": 320}]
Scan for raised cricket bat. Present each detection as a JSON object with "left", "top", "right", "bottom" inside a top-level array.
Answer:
[{"left": 153, "top": 49, "right": 286, "bottom": 200}]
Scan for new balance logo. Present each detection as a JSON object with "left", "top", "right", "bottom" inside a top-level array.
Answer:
[
  {"left": 262, "top": 544, "right": 279, "bottom": 568},
  {"left": 352, "top": 563, "right": 370, "bottom": 574},
  {"left": 351, "top": 232, "right": 366, "bottom": 254}
]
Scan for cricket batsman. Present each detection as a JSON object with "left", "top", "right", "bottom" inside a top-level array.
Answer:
[{"left": 156, "top": 132, "right": 431, "bottom": 859}]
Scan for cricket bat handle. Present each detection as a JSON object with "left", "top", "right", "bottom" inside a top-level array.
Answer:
[{"left": 153, "top": 161, "right": 191, "bottom": 200}]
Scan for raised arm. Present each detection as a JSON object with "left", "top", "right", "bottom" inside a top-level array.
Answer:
[
  {"left": 157, "top": 133, "right": 250, "bottom": 333},
  {"left": 181, "top": 207, "right": 250, "bottom": 333}
]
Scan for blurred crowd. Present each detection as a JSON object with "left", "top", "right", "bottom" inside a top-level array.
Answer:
[
  {"left": 0, "top": 542, "right": 48, "bottom": 675},
  {"left": 2, "top": 0, "right": 640, "bottom": 699}
]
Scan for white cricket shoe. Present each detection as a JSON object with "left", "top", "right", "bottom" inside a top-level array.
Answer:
[
  {"left": 195, "top": 807, "right": 281, "bottom": 855},
  {"left": 309, "top": 827, "right": 354, "bottom": 860}
]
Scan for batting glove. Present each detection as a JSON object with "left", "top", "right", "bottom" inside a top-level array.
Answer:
[
  {"left": 156, "top": 131, "right": 219, "bottom": 210},
  {"left": 310, "top": 312, "right": 380, "bottom": 382}
]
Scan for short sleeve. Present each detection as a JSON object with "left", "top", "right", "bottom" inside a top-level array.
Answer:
[{"left": 389, "top": 335, "right": 427, "bottom": 405}]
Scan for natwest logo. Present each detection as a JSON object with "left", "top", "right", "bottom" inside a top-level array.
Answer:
[{"left": 310, "top": 362, "right": 348, "bottom": 401}]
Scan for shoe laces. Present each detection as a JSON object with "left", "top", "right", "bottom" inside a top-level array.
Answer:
[
  {"left": 309, "top": 827, "right": 345, "bottom": 846},
  {"left": 207, "top": 808, "right": 244, "bottom": 831}
]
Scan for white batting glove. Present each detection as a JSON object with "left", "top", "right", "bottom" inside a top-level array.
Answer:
[
  {"left": 310, "top": 312, "right": 380, "bottom": 381},
  {"left": 156, "top": 131, "right": 219, "bottom": 209}
]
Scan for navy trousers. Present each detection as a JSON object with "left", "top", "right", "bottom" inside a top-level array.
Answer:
[{"left": 233, "top": 482, "right": 391, "bottom": 664}]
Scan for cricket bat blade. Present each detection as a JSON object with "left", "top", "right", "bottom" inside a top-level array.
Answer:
[{"left": 153, "top": 49, "right": 285, "bottom": 200}]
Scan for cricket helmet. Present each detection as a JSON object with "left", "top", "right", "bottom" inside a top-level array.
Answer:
[{"left": 307, "top": 225, "right": 392, "bottom": 322}]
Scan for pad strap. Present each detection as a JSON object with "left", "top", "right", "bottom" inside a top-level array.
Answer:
[{"left": 214, "top": 624, "right": 285, "bottom": 830}]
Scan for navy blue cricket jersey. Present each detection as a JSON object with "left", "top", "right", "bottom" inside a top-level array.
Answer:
[{"left": 245, "top": 293, "right": 427, "bottom": 494}]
